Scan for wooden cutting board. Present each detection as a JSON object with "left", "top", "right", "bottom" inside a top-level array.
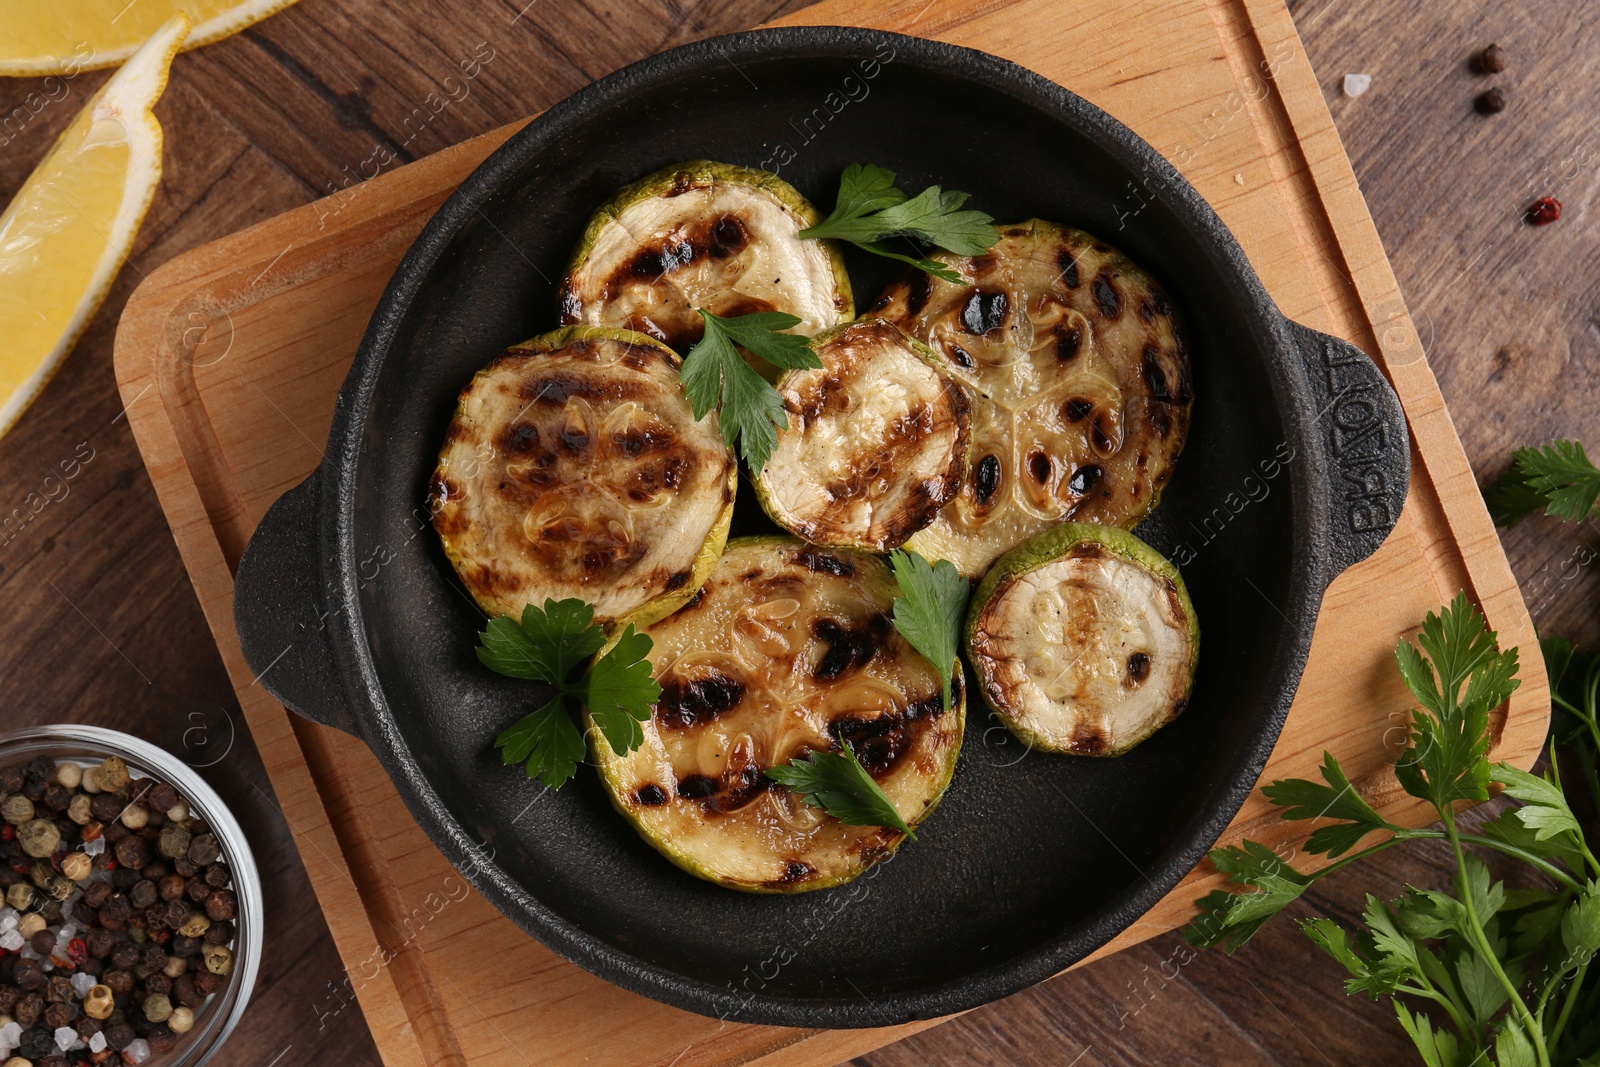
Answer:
[{"left": 112, "top": 0, "right": 1549, "bottom": 1063}]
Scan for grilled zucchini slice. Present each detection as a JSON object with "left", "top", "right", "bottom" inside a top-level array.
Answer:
[
  {"left": 754, "top": 319, "right": 970, "bottom": 552},
  {"left": 559, "top": 161, "right": 853, "bottom": 357},
  {"left": 593, "top": 536, "right": 965, "bottom": 893},
  {"left": 871, "top": 219, "right": 1193, "bottom": 577},
  {"left": 429, "top": 326, "right": 736, "bottom": 627},
  {"left": 966, "top": 523, "right": 1197, "bottom": 756}
]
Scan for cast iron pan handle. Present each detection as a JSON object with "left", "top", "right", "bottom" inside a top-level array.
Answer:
[
  {"left": 232, "top": 470, "right": 361, "bottom": 736},
  {"left": 1286, "top": 320, "right": 1411, "bottom": 585}
]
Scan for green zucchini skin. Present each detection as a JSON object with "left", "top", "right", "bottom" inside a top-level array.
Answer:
[
  {"left": 753, "top": 319, "right": 971, "bottom": 553},
  {"left": 591, "top": 536, "right": 965, "bottom": 893},
  {"left": 965, "top": 522, "right": 1198, "bottom": 757},
  {"left": 429, "top": 326, "right": 736, "bottom": 629},
  {"left": 558, "top": 161, "right": 853, "bottom": 362}
]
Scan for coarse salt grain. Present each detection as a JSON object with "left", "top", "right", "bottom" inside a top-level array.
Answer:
[
  {"left": 123, "top": 1037, "right": 152, "bottom": 1064},
  {"left": 89, "top": 1032, "right": 107, "bottom": 1053},
  {"left": 82, "top": 835, "right": 106, "bottom": 856},
  {"left": 0, "top": 1020, "right": 19, "bottom": 1049},
  {"left": 18, "top": 946, "right": 38, "bottom": 961},
  {"left": 55, "top": 1025, "right": 76, "bottom": 1050},
  {"left": 0, "top": 931, "right": 22, "bottom": 952},
  {"left": 1342, "top": 73, "right": 1371, "bottom": 97},
  {"left": 0, "top": 907, "right": 16, "bottom": 931},
  {"left": 71, "top": 972, "right": 98, "bottom": 997}
]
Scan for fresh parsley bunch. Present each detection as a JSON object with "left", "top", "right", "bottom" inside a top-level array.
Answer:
[
  {"left": 1186, "top": 593, "right": 1600, "bottom": 1067},
  {"left": 800, "top": 163, "right": 999, "bottom": 284},
  {"left": 478, "top": 598, "right": 660, "bottom": 789}
]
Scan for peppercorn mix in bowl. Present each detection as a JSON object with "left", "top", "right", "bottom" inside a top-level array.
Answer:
[{"left": 0, "top": 726, "right": 261, "bottom": 1067}]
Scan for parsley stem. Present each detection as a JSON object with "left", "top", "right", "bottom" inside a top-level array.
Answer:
[
  {"left": 1451, "top": 832, "right": 1585, "bottom": 892},
  {"left": 1547, "top": 957, "right": 1588, "bottom": 1053},
  {"left": 1394, "top": 983, "right": 1473, "bottom": 1044},
  {"left": 1444, "top": 813, "right": 1550, "bottom": 1067}
]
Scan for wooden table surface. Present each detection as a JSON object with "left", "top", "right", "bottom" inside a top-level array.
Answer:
[{"left": 1, "top": 0, "right": 1593, "bottom": 1063}]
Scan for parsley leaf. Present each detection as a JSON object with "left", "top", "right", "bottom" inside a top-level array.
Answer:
[
  {"left": 800, "top": 163, "right": 999, "bottom": 284},
  {"left": 765, "top": 742, "right": 915, "bottom": 839},
  {"left": 1486, "top": 439, "right": 1600, "bottom": 527},
  {"left": 1262, "top": 752, "right": 1399, "bottom": 858},
  {"left": 478, "top": 599, "right": 661, "bottom": 788},
  {"left": 888, "top": 549, "right": 968, "bottom": 711},
  {"left": 680, "top": 309, "right": 821, "bottom": 474},
  {"left": 1183, "top": 839, "right": 1312, "bottom": 951}
]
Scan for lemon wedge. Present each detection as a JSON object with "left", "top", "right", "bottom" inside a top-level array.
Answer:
[
  {"left": 0, "top": 15, "right": 188, "bottom": 437},
  {"left": 0, "top": 2, "right": 286, "bottom": 76}
]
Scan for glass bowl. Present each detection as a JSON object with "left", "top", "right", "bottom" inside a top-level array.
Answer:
[{"left": 0, "top": 725, "right": 262, "bottom": 1067}]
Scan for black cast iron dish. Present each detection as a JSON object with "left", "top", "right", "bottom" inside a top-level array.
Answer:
[{"left": 232, "top": 27, "right": 1410, "bottom": 1027}]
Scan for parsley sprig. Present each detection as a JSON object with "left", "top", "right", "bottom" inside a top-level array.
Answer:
[
  {"left": 766, "top": 742, "right": 915, "bottom": 839},
  {"left": 479, "top": 598, "right": 661, "bottom": 789},
  {"left": 799, "top": 163, "right": 999, "bottom": 284},
  {"left": 680, "top": 308, "right": 821, "bottom": 474},
  {"left": 1186, "top": 592, "right": 1600, "bottom": 1066},
  {"left": 1486, "top": 439, "right": 1600, "bottom": 528},
  {"left": 889, "top": 549, "right": 968, "bottom": 711}
]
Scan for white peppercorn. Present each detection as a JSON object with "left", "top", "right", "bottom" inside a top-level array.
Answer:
[
  {"left": 79, "top": 767, "right": 101, "bottom": 794},
  {"left": 165, "top": 802, "right": 188, "bottom": 823},
  {"left": 60, "top": 853, "right": 92, "bottom": 882},
  {"left": 15, "top": 914, "right": 45, "bottom": 939},
  {"left": 120, "top": 803, "right": 149, "bottom": 831},
  {"left": 83, "top": 984, "right": 114, "bottom": 1020},
  {"left": 162, "top": 957, "right": 187, "bottom": 979},
  {"left": 5, "top": 884, "right": 32, "bottom": 911},
  {"left": 3, "top": 1057, "right": 31, "bottom": 1067},
  {"left": 66, "top": 794, "right": 91, "bottom": 825},
  {"left": 52, "top": 763, "right": 81, "bottom": 791},
  {"left": 168, "top": 1006, "right": 195, "bottom": 1034}
]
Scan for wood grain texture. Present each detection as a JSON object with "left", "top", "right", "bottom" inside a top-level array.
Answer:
[{"left": 0, "top": 0, "right": 1585, "bottom": 1063}]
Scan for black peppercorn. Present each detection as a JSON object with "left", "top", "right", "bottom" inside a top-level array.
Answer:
[
  {"left": 0, "top": 985, "right": 15, "bottom": 1012},
  {"left": 1475, "top": 43, "right": 1506, "bottom": 73},
  {"left": 147, "top": 783, "right": 178, "bottom": 813},
  {"left": 144, "top": 972, "right": 172, "bottom": 997},
  {"left": 29, "top": 929, "right": 55, "bottom": 956},
  {"left": 142, "top": 858, "right": 169, "bottom": 881},
  {"left": 205, "top": 888, "right": 237, "bottom": 922},
  {"left": 172, "top": 857, "right": 197, "bottom": 879},
  {"left": 103, "top": 821, "right": 129, "bottom": 845},
  {"left": 114, "top": 835, "right": 151, "bottom": 870},
  {"left": 193, "top": 970, "right": 224, "bottom": 997},
  {"left": 171, "top": 934, "right": 201, "bottom": 959},
  {"left": 45, "top": 974, "right": 72, "bottom": 1004},
  {"left": 148, "top": 1023, "right": 177, "bottom": 1054},
  {"left": 103, "top": 968, "right": 135, "bottom": 995},
  {"left": 18, "top": 1025, "right": 54, "bottom": 1059},
  {"left": 187, "top": 834, "right": 221, "bottom": 866},
  {"left": 40, "top": 783, "right": 70, "bottom": 813},
  {"left": 14, "top": 990, "right": 43, "bottom": 1024},
  {"left": 103, "top": 1019, "right": 136, "bottom": 1050},
  {"left": 43, "top": 999, "right": 72, "bottom": 1029},
  {"left": 75, "top": 1014, "right": 103, "bottom": 1039},
  {"left": 84, "top": 880, "right": 112, "bottom": 908},
  {"left": 110, "top": 941, "right": 140, "bottom": 970},
  {"left": 80, "top": 956, "right": 104, "bottom": 977},
  {"left": 13, "top": 957, "right": 44, "bottom": 990},
  {"left": 205, "top": 920, "right": 234, "bottom": 945},
  {"left": 0, "top": 765, "right": 23, "bottom": 794},
  {"left": 89, "top": 794, "right": 122, "bottom": 822},
  {"left": 185, "top": 875, "right": 212, "bottom": 903},
  {"left": 158, "top": 873, "right": 186, "bottom": 902},
  {"left": 173, "top": 973, "right": 201, "bottom": 1008},
  {"left": 129, "top": 879, "right": 158, "bottom": 909},
  {"left": 100, "top": 893, "right": 132, "bottom": 923},
  {"left": 204, "top": 862, "right": 231, "bottom": 888},
  {"left": 141, "top": 943, "right": 168, "bottom": 972},
  {"left": 1475, "top": 87, "right": 1506, "bottom": 114},
  {"left": 111, "top": 864, "right": 140, "bottom": 890},
  {"left": 84, "top": 925, "right": 114, "bottom": 958}
]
